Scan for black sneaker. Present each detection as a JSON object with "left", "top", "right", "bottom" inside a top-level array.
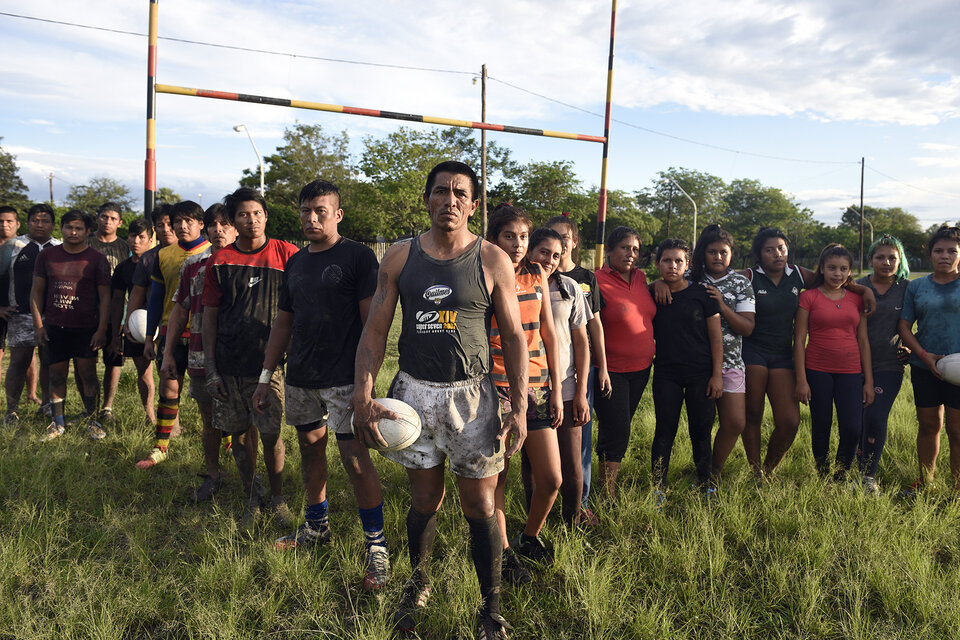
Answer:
[
  {"left": 500, "top": 547, "right": 531, "bottom": 585},
  {"left": 394, "top": 576, "right": 432, "bottom": 632},
  {"left": 191, "top": 474, "right": 222, "bottom": 503},
  {"left": 512, "top": 532, "right": 553, "bottom": 564},
  {"left": 477, "top": 612, "right": 512, "bottom": 640}
]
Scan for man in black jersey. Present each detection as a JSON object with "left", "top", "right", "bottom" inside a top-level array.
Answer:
[
  {"left": 353, "top": 161, "right": 528, "bottom": 639},
  {"left": 254, "top": 179, "right": 389, "bottom": 591}
]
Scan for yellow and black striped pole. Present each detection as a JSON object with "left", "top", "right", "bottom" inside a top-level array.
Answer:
[
  {"left": 155, "top": 84, "right": 607, "bottom": 144},
  {"left": 594, "top": 0, "right": 617, "bottom": 269},
  {"left": 144, "top": 0, "right": 158, "bottom": 217}
]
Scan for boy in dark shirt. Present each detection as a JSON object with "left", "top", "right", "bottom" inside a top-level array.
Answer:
[{"left": 31, "top": 210, "right": 111, "bottom": 441}]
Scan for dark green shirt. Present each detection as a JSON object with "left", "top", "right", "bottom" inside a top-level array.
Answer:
[{"left": 744, "top": 265, "right": 805, "bottom": 355}]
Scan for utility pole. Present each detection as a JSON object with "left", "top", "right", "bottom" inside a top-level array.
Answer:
[
  {"left": 665, "top": 183, "right": 674, "bottom": 237},
  {"left": 48, "top": 172, "right": 54, "bottom": 204},
  {"left": 859, "top": 157, "right": 865, "bottom": 273},
  {"left": 481, "top": 64, "right": 488, "bottom": 237}
]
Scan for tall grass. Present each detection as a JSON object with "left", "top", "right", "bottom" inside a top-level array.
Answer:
[{"left": 2, "top": 326, "right": 960, "bottom": 639}]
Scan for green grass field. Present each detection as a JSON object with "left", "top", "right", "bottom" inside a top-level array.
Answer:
[{"left": 2, "top": 317, "right": 960, "bottom": 639}]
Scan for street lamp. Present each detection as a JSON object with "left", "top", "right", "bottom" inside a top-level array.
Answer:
[
  {"left": 233, "top": 124, "right": 265, "bottom": 195},
  {"left": 665, "top": 178, "right": 698, "bottom": 250}
]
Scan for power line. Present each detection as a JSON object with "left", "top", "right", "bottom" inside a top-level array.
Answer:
[
  {"left": 0, "top": 11, "right": 476, "bottom": 76},
  {"left": 488, "top": 76, "right": 859, "bottom": 166},
  {"left": 866, "top": 166, "right": 960, "bottom": 200}
]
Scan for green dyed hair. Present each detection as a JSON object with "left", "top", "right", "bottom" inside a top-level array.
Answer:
[{"left": 867, "top": 234, "right": 910, "bottom": 281}]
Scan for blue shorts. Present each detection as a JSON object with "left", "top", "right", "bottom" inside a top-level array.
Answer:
[{"left": 742, "top": 341, "right": 794, "bottom": 370}]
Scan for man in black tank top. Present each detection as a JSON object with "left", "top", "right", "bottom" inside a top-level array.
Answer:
[{"left": 353, "top": 161, "right": 528, "bottom": 638}]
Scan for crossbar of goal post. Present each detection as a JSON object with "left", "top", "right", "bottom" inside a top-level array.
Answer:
[{"left": 144, "top": 0, "right": 618, "bottom": 258}]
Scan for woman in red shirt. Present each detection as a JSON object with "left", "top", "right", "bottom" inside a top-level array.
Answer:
[
  {"left": 593, "top": 226, "right": 657, "bottom": 498},
  {"left": 794, "top": 244, "right": 874, "bottom": 478}
]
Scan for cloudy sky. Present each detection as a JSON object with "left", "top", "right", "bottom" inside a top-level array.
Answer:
[{"left": 1, "top": 0, "right": 958, "bottom": 228}]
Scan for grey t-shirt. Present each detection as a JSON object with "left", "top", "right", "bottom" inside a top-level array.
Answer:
[
  {"left": 857, "top": 275, "right": 908, "bottom": 373},
  {"left": 548, "top": 273, "right": 592, "bottom": 402}
]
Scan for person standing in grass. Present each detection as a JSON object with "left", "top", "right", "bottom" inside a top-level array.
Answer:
[
  {"left": 650, "top": 238, "right": 724, "bottom": 496},
  {"left": 794, "top": 244, "right": 873, "bottom": 479},
  {"left": 253, "top": 179, "right": 391, "bottom": 592},
  {"left": 688, "top": 225, "right": 755, "bottom": 479},
  {"left": 202, "top": 188, "right": 298, "bottom": 527},
  {"left": 30, "top": 210, "right": 111, "bottom": 441},
  {"left": 486, "top": 205, "right": 563, "bottom": 582},
  {"left": 741, "top": 227, "right": 876, "bottom": 477},
  {"left": 161, "top": 204, "right": 245, "bottom": 504},
  {"left": 897, "top": 225, "right": 960, "bottom": 494},
  {"left": 0, "top": 205, "right": 24, "bottom": 414},
  {"left": 4, "top": 204, "right": 60, "bottom": 426},
  {"left": 135, "top": 201, "right": 211, "bottom": 468},
  {"left": 109, "top": 218, "right": 157, "bottom": 425},
  {"left": 87, "top": 202, "right": 130, "bottom": 426},
  {"left": 856, "top": 235, "right": 910, "bottom": 494},
  {"left": 527, "top": 227, "right": 592, "bottom": 525},
  {"left": 593, "top": 226, "right": 656, "bottom": 499},
  {"left": 545, "top": 215, "right": 610, "bottom": 524},
  {"left": 353, "top": 161, "right": 527, "bottom": 639}
]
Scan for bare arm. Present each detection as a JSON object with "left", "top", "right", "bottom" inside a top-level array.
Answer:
[
  {"left": 794, "top": 307, "right": 811, "bottom": 403},
  {"left": 586, "top": 315, "right": 611, "bottom": 395},
  {"left": 29, "top": 274, "right": 48, "bottom": 345},
  {"left": 857, "top": 313, "right": 874, "bottom": 406},
  {"left": 202, "top": 304, "right": 227, "bottom": 400},
  {"left": 571, "top": 323, "right": 590, "bottom": 426},
  {"left": 109, "top": 289, "right": 125, "bottom": 354},
  {"left": 704, "top": 284, "right": 755, "bottom": 337},
  {"left": 160, "top": 303, "right": 188, "bottom": 381},
  {"left": 706, "top": 314, "right": 724, "bottom": 399},
  {"left": 352, "top": 243, "right": 408, "bottom": 449},
  {"left": 485, "top": 245, "right": 528, "bottom": 458},
  {"left": 538, "top": 272, "right": 563, "bottom": 428},
  {"left": 844, "top": 280, "right": 876, "bottom": 316},
  {"left": 91, "top": 283, "right": 110, "bottom": 349},
  {"left": 898, "top": 317, "right": 942, "bottom": 378}
]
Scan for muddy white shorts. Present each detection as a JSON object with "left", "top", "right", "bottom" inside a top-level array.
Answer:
[{"left": 379, "top": 371, "right": 504, "bottom": 480}]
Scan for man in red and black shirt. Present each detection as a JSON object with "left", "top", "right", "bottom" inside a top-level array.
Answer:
[{"left": 202, "top": 188, "right": 298, "bottom": 525}]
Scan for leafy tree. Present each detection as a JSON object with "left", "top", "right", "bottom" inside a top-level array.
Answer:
[
  {"left": 636, "top": 168, "right": 729, "bottom": 249},
  {"left": 155, "top": 187, "right": 182, "bottom": 205},
  {"left": 0, "top": 138, "right": 32, "bottom": 212},
  {"left": 358, "top": 127, "right": 514, "bottom": 240},
  {"left": 721, "top": 179, "right": 816, "bottom": 267},
  {"left": 240, "top": 123, "right": 354, "bottom": 240},
  {"left": 66, "top": 176, "right": 136, "bottom": 214},
  {"left": 839, "top": 205, "right": 925, "bottom": 266}
]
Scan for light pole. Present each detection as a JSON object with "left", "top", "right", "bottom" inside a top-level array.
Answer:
[
  {"left": 666, "top": 178, "right": 698, "bottom": 250},
  {"left": 233, "top": 124, "right": 265, "bottom": 195}
]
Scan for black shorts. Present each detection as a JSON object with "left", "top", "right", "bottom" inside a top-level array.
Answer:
[
  {"left": 122, "top": 336, "right": 145, "bottom": 359},
  {"left": 102, "top": 324, "right": 124, "bottom": 367},
  {"left": 0, "top": 319, "right": 7, "bottom": 350},
  {"left": 911, "top": 365, "right": 960, "bottom": 410},
  {"left": 742, "top": 341, "right": 794, "bottom": 370},
  {"left": 45, "top": 325, "right": 97, "bottom": 364},
  {"left": 156, "top": 335, "right": 189, "bottom": 378}
]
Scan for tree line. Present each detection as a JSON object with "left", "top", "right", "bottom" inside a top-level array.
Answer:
[{"left": 2, "top": 131, "right": 954, "bottom": 268}]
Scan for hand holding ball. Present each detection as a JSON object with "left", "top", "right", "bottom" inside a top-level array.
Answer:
[
  {"left": 127, "top": 309, "right": 157, "bottom": 344},
  {"left": 936, "top": 353, "right": 960, "bottom": 386},
  {"left": 352, "top": 398, "right": 422, "bottom": 451}
]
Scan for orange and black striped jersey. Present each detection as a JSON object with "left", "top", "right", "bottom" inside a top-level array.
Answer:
[{"left": 490, "top": 260, "right": 549, "bottom": 388}]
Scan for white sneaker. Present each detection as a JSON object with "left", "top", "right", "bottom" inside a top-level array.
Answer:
[{"left": 40, "top": 422, "right": 65, "bottom": 442}]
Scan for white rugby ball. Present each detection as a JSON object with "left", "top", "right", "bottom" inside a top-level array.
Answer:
[
  {"left": 353, "top": 398, "right": 422, "bottom": 451},
  {"left": 936, "top": 353, "right": 960, "bottom": 386},
  {"left": 127, "top": 308, "right": 157, "bottom": 344}
]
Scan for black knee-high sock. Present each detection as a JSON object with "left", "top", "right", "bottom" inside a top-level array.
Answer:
[
  {"left": 466, "top": 515, "right": 502, "bottom": 617},
  {"left": 407, "top": 508, "right": 438, "bottom": 583},
  {"left": 82, "top": 391, "right": 99, "bottom": 417}
]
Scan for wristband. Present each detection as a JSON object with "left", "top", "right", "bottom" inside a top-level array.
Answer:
[
  {"left": 258, "top": 368, "right": 272, "bottom": 384},
  {"left": 919, "top": 349, "right": 927, "bottom": 358}
]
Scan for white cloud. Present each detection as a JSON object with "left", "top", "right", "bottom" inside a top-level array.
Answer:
[{"left": 920, "top": 142, "right": 958, "bottom": 152}]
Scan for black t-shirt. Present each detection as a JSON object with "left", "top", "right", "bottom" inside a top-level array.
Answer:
[
  {"left": 88, "top": 236, "right": 130, "bottom": 274},
  {"left": 559, "top": 264, "right": 605, "bottom": 315},
  {"left": 279, "top": 238, "right": 379, "bottom": 388},
  {"left": 652, "top": 282, "right": 720, "bottom": 379},
  {"left": 132, "top": 246, "right": 160, "bottom": 289},
  {"left": 112, "top": 256, "right": 138, "bottom": 295}
]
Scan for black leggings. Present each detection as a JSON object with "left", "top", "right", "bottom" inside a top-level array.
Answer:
[
  {"left": 651, "top": 374, "right": 716, "bottom": 486},
  {"left": 595, "top": 368, "right": 651, "bottom": 463}
]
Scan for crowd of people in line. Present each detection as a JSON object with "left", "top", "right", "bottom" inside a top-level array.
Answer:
[{"left": 1, "top": 160, "right": 959, "bottom": 639}]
